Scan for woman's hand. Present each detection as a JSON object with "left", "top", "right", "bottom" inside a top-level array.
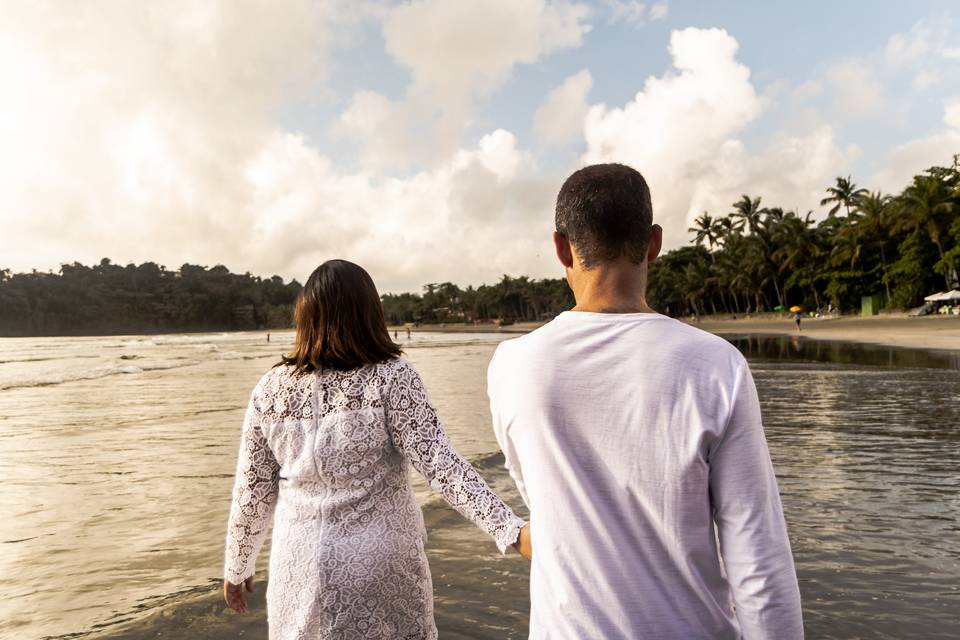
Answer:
[
  {"left": 223, "top": 576, "right": 254, "bottom": 613},
  {"left": 513, "top": 523, "right": 532, "bottom": 561}
]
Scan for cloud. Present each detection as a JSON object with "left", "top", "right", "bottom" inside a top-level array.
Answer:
[
  {"left": 7, "top": 5, "right": 953, "bottom": 296},
  {"left": 582, "top": 28, "right": 761, "bottom": 245},
  {"left": 0, "top": 1, "right": 570, "bottom": 290},
  {"left": 534, "top": 70, "right": 593, "bottom": 146},
  {"left": 945, "top": 97, "right": 960, "bottom": 131},
  {"left": 581, "top": 28, "right": 857, "bottom": 247},
  {"left": 872, "top": 99, "right": 960, "bottom": 189},
  {"left": 1, "top": 1, "right": 351, "bottom": 273},
  {"left": 603, "top": 1, "right": 668, "bottom": 26},
  {"left": 826, "top": 59, "right": 884, "bottom": 117},
  {"left": 884, "top": 18, "right": 948, "bottom": 67},
  {"left": 242, "top": 129, "right": 557, "bottom": 292},
  {"left": 912, "top": 69, "right": 940, "bottom": 90},
  {"left": 649, "top": 2, "right": 669, "bottom": 20},
  {"left": 344, "top": 0, "right": 591, "bottom": 166}
]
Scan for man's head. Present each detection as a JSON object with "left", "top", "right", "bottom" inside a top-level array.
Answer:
[{"left": 554, "top": 163, "right": 662, "bottom": 282}]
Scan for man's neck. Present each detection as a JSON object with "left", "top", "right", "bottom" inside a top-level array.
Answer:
[{"left": 569, "top": 264, "right": 656, "bottom": 314}]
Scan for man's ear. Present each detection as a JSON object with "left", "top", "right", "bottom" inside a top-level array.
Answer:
[
  {"left": 554, "top": 231, "right": 574, "bottom": 269},
  {"left": 646, "top": 224, "right": 663, "bottom": 264}
]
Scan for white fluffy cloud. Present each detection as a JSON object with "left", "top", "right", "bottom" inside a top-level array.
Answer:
[
  {"left": 341, "top": 0, "right": 591, "bottom": 167},
  {"left": 1, "top": 1, "right": 345, "bottom": 272},
  {"left": 534, "top": 70, "right": 593, "bottom": 146},
  {"left": 243, "top": 129, "right": 556, "bottom": 291},
  {"left": 581, "top": 27, "right": 858, "bottom": 248}
]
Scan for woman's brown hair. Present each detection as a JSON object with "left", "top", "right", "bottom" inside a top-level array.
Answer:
[{"left": 279, "top": 260, "right": 401, "bottom": 372}]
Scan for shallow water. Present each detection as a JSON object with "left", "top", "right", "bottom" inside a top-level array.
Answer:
[{"left": 0, "top": 330, "right": 958, "bottom": 639}]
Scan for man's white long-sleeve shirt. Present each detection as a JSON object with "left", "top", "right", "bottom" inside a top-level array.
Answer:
[{"left": 487, "top": 311, "right": 803, "bottom": 639}]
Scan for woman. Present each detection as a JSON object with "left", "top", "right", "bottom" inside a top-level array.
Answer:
[{"left": 222, "top": 259, "right": 530, "bottom": 639}]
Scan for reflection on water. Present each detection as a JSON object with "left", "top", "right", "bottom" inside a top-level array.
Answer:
[
  {"left": 728, "top": 335, "right": 960, "bottom": 639},
  {"left": 0, "top": 331, "right": 958, "bottom": 639}
]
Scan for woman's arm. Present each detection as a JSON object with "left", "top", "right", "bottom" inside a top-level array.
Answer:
[
  {"left": 385, "top": 358, "right": 526, "bottom": 554},
  {"left": 223, "top": 380, "right": 281, "bottom": 601}
]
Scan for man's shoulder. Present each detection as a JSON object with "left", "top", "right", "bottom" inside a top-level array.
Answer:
[
  {"left": 490, "top": 318, "right": 564, "bottom": 367},
  {"left": 662, "top": 318, "right": 745, "bottom": 359}
]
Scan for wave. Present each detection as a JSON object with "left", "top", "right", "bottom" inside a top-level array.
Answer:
[
  {"left": 404, "top": 337, "right": 506, "bottom": 350},
  {"left": 0, "top": 354, "right": 100, "bottom": 365},
  {"left": 0, "top": 360, "right": 202, "bottom": 392}
]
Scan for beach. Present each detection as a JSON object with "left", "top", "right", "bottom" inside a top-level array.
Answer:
[
  {"left": 695, "top": 313, "right": 960, "bottom": 352},
  {"left": 394, "top": 313, "right": 960, "bottom": 352}
]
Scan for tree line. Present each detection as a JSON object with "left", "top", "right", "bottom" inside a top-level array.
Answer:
[
  {"left": 2, "top": 157, "right": 956, "bottom": 336},
  {"left": 0, "top": 259, "right": 301, "bottom": 336},
  {"left": 380, "top": 276, "right": 574, "bottom": 325},
  {"left": 650, "top": 157, "right": 959, "bottom": 316}
]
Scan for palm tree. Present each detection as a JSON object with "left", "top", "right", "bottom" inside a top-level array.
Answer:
[
  {"left": 730, "top": 195, "right": 764, "bottom": 235},
  {"left": 856, "top": 191, "right": 894, "bottom": 300},
  {"left": 820, "top": 176, "right": 867, "bottom": 217},
  {"left": 893, "top": 174, "right": 955, "bottom": 287},
  {"left": 688, "top": 212, "right": 723, "bottom": 249}
]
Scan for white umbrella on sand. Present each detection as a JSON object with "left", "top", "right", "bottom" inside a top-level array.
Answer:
[
  {"left": 939, "top": 289, "right": 960, "bottom": 301},
  {"left": 924, "top": 291, "right": 948, "bottom": 302}
]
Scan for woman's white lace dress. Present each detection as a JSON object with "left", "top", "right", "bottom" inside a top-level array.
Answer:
[{"left": 223, "top": 356, "right": 525, "bottom": 639}]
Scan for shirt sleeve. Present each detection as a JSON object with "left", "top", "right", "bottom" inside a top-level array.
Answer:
[
  {"left": 708, "top": 361, "right": 804, "bottom": 639},
  {"left": 385, "top": 358, "right": 525, "bottom": 554},
  {"left": 223, "top": 379, "right": 281, "bottom": 585},
  {"left": 487, "top": 343, "right": 529, "bottom": 509}
]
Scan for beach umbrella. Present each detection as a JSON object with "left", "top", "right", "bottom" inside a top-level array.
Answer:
[
  {"left": 940, "top": 290, "right": 960, "bottom": 301},
  {"left": 789, "top": 305, "right": 802, "bottom": 312},
  {"left": 924, "top": 291, "right": 947, "bottom": 302}
]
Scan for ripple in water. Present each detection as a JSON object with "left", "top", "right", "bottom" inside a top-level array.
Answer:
[{"left": 0, "top": 331, "right": 957, "bottom": 639}]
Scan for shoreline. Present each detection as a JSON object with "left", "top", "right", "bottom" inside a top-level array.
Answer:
[
  {"left": 692, "top": 313, "right": 960, "bottom": 353},
  {"left": 392, "top": 314, "right": 960, "bottom": 353}
]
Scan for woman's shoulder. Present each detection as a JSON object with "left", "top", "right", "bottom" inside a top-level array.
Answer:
[
  {"left": 251, "top": 364, "right": 310, "bottom": 400},
  {"left": 250, "top": 364, "right": 315, "bottom": 417}
]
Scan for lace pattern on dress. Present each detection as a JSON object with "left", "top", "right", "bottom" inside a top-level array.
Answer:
[{"left": 222, "top": 357, "right": 525, "bottom": 638}]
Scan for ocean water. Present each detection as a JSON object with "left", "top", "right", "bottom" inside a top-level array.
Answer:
[{"left": 0, "top": 330, "right": 958, "bottom": 639}]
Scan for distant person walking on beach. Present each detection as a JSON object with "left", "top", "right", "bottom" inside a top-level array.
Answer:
[
  {"left": 488, "top": 164, "right": 803, "bottom": 639},
  {"left": 795, "top": 310, "right": 803, "bottom": 332},
  {"left": 223, "top": 260, "right": 530, "bottom": 639}
]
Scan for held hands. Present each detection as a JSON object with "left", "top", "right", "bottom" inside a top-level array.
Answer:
[
  {"left": 513, "top": 523, "right": 532, "bottom": 561},
  {"left": 224, "top": 575, "right": 254, "bottom": 614}
]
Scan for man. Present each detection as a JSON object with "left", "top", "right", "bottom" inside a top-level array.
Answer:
[{"left": 488, "top": 163, "right": 803, "bottom": 639}]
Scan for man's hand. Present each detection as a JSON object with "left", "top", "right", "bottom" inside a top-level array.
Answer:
[
  {"left": 513, "top": 523, "right": 532, "bottom": 561},
  {"left": 224, "top": 576, "right": 254, "bottom": 613}
]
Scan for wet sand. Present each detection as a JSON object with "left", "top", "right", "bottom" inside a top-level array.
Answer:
[
  {"left": 693, "top": 313, "right": 960, "bottom": 352},
  {"left": 394, "top": 314, "right": 960, "bottom": 352}
]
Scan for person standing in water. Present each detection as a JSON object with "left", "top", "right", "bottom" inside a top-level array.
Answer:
[
  {"left": 223, "top": 260, "right": 530, "bottom": 638},
  {"left": 488, "top": 163, "right": 802, "bottom": 639}
]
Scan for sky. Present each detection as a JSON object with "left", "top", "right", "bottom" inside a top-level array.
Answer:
[{"left": 2, "top": 0, "right": 960, "bottom": 293}]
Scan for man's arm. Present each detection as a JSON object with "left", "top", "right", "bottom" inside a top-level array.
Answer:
[{"left": 709, "top": 362, "right": 804, "bottom": 639}]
